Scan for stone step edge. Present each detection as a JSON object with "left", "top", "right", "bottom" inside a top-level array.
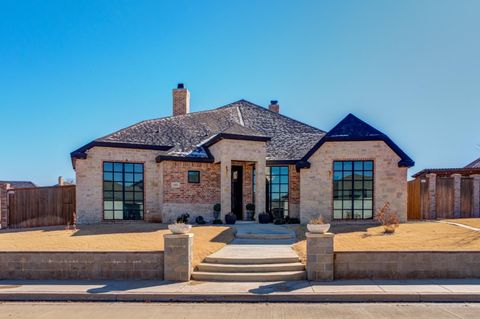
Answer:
[
  {"left": 191, "top": 270, "right": 306, "bottom": 281},
  {"left": 197, "top": 262, "right": 305, "bottom": 272},
  {"left": 204, "top": 256, "right": 300, "bottom": 264},
  {"left": 234, "top": 234, "right": 295, "bottom": 239}
]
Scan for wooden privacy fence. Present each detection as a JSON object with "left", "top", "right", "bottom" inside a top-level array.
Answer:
[
  {"left": 408, "top": 174, "right": 479, "bottom": 220},
  {"left": 7, "top": 186, "right": 76, "bottom": 228}
]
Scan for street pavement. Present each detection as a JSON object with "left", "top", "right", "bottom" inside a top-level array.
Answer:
[{"left": 0, "top": 302, "right": 480, "bottom": 319}]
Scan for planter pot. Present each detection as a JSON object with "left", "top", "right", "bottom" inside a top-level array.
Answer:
[
  {"left": 307, "top": 223, "right": 331, "bottom": 234},
  {"left": 225, "top": 214, "right": 237, "bottom": 225},
  {"left": 213, "top": 211, "right": 220, "bottom": 220},
  {"left": 258, "top": 213, "right": 271, "bottom": 224},
  {"left": 168, "top": 223, "right": 192, "bottom": 234}
]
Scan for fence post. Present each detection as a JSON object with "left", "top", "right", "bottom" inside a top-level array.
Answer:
[
  {"left": 452, "top": 174, "right": 462, "bottom": 218},
  {"left": 306, "top": 232, "right": 334, "bottom": 281},
  {"left": 163, "top": 233, "right": 193, "bottom": 281},
  {"left": 0, "top": 183, "right": 11, "bottom": 228},
  {"left": 426, "top": 173, "right": 437, "bottom": 219},
  {"left": 472, "top": 174, "right": 480, "bottom": 218}
]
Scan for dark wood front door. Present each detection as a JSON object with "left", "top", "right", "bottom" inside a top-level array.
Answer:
[{"left": 231, "top": 165, "right": 243, "bottom": 220}]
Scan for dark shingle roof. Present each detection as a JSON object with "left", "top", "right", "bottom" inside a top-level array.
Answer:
[
  {"left": 301, "top": 113, "right": 414, "bottom": 167},
  {"left": 465, "top": 157, "right": 480, "bottom": 168},
  {"left": 0, "top": 181, "right": 36, "bottom": 189},
  {"left": 75, "top": 100, "right": 326, "bottom": 162}
]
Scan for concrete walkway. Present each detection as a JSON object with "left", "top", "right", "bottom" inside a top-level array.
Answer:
[{"left": 1, "top": 279, "right": 480, "bottom": 302}]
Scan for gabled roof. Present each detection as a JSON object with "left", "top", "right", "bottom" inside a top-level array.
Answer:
[
  {"left": 300, "top": 114, "right": 414, "bottom": 168},
  {"left": 71, "top": 100, "right": 326, "bottom": 164},
  {"left": 0, "top": 181, "right": 36, "bottom": 189},
  {"left": 465, "top": 157, "right": 480, "bottom": 168}
]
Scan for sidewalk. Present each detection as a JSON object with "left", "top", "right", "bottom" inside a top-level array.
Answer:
[{"left": 1, "top": 279, "right": 480, "bottom": 302}]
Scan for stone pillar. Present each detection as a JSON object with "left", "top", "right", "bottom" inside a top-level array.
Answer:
[
  {"left": 220, "top": 161, "right": 231, "bottom": 220},
  {"left": 255, "top": 159, "right": 266, "bottom": 218},
  {"left": 163, "top": 233, "right": 193, "bottom": 281},
  {"left": 426, "top": 173, "right": 437, "bottom": 219},
  {"left": 452, "top": 174, "right": 462, "bottom": 218},
  {"left": 471, "top": 174, "right": 480, "bottom": 218},
  {"left": 306, "top": 232, "right": 334, "bottom": 281},
  {"left": 0, "top": 183, "right": 11, "bottom": 229}
]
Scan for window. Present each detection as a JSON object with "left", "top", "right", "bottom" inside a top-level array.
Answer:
[
  {"left": 266, "top": 166, "right": 289, "bottom": 217},
  {"left": 103, "top": 162, "right": 144, "bottom": 220},
  {"left": 188, "top": 170, "right": 200, "bottom": 183},
  {"left": 333, "top": 160, "right": 373, "bottom": 220}
]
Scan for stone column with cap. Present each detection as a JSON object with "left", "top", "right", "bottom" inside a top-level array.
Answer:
[
  {"left": 163, "top": 233, "right": 193, "bottom": 281},
  {"left": 306, "top": 232, "right": 334, "bottom": 281},
  {"left": 452, "top": 173, "right": 462, "bottom": 218},
  {"left": 472, "top": 174, "right": 480, "bottom": 217},
  {"left": 426, "top": 173, "right": 437, "bottom": 219}
]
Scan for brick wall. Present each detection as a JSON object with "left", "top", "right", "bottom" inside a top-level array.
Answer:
[
  {"left": 300, "top": 141, "right": 408, "bottom": 223},
  {"left": 335, "top": 251, "right": 480, "bottom": 279},
  {"left": 289, "top": 165, "right": 300, "bottom": 219},
  {"left": 0, "top": 251, "right": 163, "bottom": 280}
]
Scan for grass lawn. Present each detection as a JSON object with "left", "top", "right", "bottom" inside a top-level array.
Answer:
[
  {"left": 289, "top": 220, "right": 480, "bottom": 263},
  {"left": 445, "top": 218, "right": 480, "bottom": 229},
  {"left": 0, "top": 224, "right": 234, "bottom": 267}
]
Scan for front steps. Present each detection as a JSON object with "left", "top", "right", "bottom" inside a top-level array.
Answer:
[
  {"left": 192, "top": 257, "right": 306, "bottom": 282},
  {"left": 192, "top": 224, "right": 305, "bottom": 282}
]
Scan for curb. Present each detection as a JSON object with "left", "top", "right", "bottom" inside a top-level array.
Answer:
[{"left": 1, "top": 293, "right": 480, "bottom": 303}]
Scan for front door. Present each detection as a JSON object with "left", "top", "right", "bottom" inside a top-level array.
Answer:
[{"left": 231, "top": 165, "right": 243, "bottom": 220}]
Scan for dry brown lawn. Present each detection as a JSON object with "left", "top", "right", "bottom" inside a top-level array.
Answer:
[
  {"left": 445, "top": 218, "right": 480, "bottom": 229},
  {"left": 289, "top": 220, "right": 480, "bottom": 263},
  {"left": 0, "top": 224, "right": 234, "bottom": 267}
]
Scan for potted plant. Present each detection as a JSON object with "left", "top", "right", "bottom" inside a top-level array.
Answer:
[
  {"left": 374, "top": 202, "right": 399, "bottom": 234},
  {"left": 258, "top": 211, "right": 271, "bottom": 224},
  {"left": 225, "top": 212, "right": 237, "bottom": 225},
  {"left": 213, "top": 203, "right": 221, "bottom": 222},
  {"left": 168, "top": 220, "right": 192, "bottom": 234},
  {"left": 246, "top": 203, "right": 255, "bottom": 221},
  {"left": 307, "top": 215, "right": 330, "bottom": 234}
]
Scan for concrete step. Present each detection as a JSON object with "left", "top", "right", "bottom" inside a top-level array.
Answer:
[
  {"left": 191, "top": 270, "right": 306, "bottom": 282},
  {"left": 234, "top": 233, "right": 295, "bottom": 240},
  {"left": 204, "top": 256, "right": 300, "bottom": 265},
  {"left": 197, "top": 262, "right": 305, "bottom": 273}
]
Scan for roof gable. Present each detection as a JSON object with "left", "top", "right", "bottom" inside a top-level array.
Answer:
[
  {"left": 465, "top": 157, "right": 480, "bottom": 168},
  {"left": 300, "top": 113, "right": 414, "bottom": 168}
]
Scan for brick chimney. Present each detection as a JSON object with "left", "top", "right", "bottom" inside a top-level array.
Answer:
[
  {"left": 172, "top": 83, "right": 190, "bottom": 116},
  {"left": 58, "top": 176, "right": 65, "bottom": 186},
  {"left": 269, "top": 100, "right": 280, "bottom": 113}
]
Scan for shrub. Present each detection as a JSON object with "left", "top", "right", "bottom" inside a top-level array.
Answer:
[
  {"left": 213, "top": 203, "right": 221, "bottom": 212},
  {"left": 309, "top": 215, "right": 325, "bottom": 225},
  {"left": 246, "top": 203, "right": 255, "bottom": 211},
  {"left": 176, "top": 213, "right": 190, "bottom": 224},
  {"left": 374, "top": 202, "right": 399, "bottom": 233}
]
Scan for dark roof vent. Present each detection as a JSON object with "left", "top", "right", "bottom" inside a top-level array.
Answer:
[
  {"left": 270, "top": 100, "right": 278, "bottom": 105},
  {"left": 177, "top": 83, "right": 185, "bottom": 89}
]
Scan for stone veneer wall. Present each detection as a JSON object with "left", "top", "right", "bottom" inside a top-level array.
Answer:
[
  {"left": 0, "top": 183, "right": 11, "bottom": 228},
  {"left": 335, "top": 251, "right": 480, "bottom": 279},
  {"left": 300, "top": 141, "right": 408, "bottom": 223},
  {"left": 162, "top": 161, "right": 221, "bottom": 223},
  {"left": 0, "top": 251, "right": 163, "bottom": 280},
  {"left": 75, "top": 147, "right": 162, "bottom": 224}
]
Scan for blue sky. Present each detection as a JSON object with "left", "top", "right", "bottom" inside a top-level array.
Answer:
[{"left": 1, "top": 0, "right": 479, "bottom": 186}]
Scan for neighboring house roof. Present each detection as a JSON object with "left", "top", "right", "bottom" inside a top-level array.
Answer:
[
  {"left": 71, "top": 101, "right": 413, "bottom": 169},
  {"left": 412, "top": 167, "right": 480, "bottom": 178},
  {"left": 72, "top": 100, "right": 326, "bottom": 164},
  {"left": 300, "top": 114, "right": 415, "bottom": 168},
  {"left": 465, "top": 157, "right": 480, "bottom": 168},
  {"left": 0, "top": 181, "right": 36, "bottom": 189}
]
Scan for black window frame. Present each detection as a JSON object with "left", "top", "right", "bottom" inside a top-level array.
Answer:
[
  {"left": 103, "top": 161, "right": 144, "bottom": 221},
  {"left": 332, "top": 160, "right": 374, "bottom": 220},
  {"left": 188, "top": 170, "right": 200, "bottom": 184},
  {"left": 266, "top": 166, "right": 289, "bottom": 217}
]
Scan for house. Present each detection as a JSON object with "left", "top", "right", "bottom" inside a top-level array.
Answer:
[
  {"left": 0, "top": 181, "right": 36, "bottom": 189},
  {"left": 71, "top": 84, "right": 414, "bottom": 224}
]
